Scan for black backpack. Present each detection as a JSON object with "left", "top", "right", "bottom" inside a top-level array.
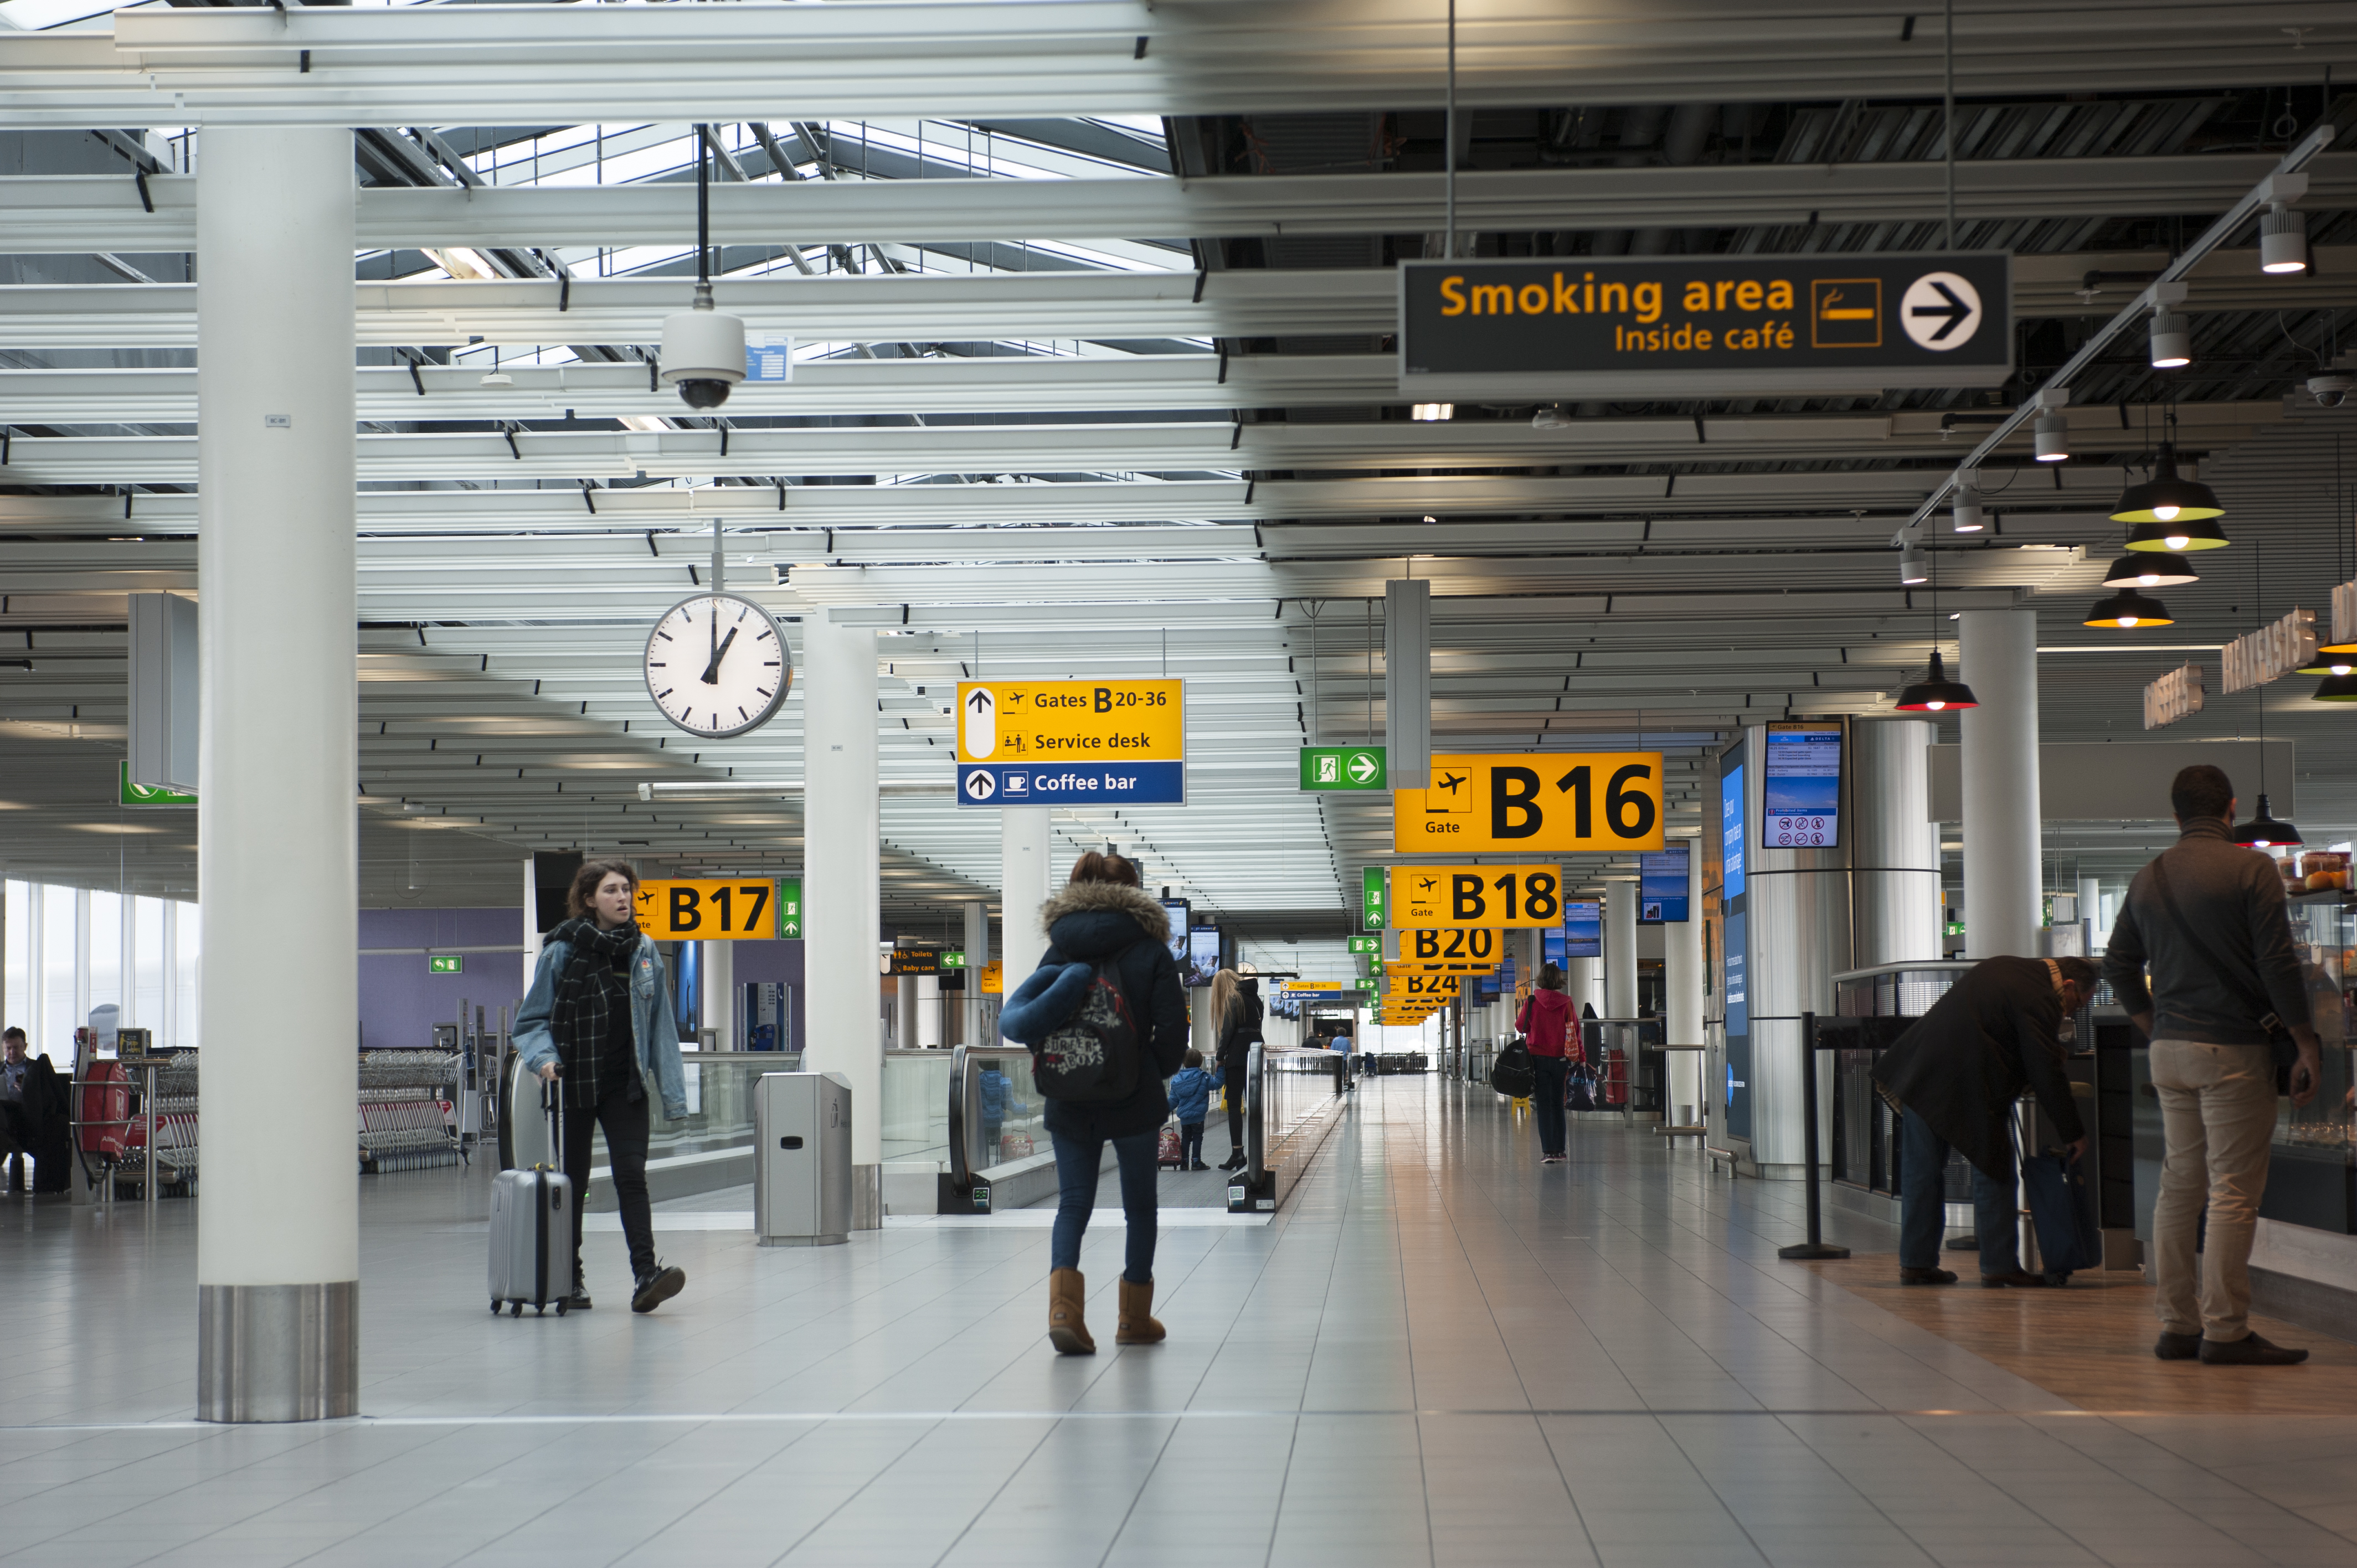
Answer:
[
  {"left": 1489, "top": 1037, "right": 1536, "bottom": 1098},
  {"left": 1032, "top": 960, "right": 1144, "bottom": 1102}
]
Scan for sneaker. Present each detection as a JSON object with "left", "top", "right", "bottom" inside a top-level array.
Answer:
[
  {"left": 1900, "top": 1266, "right": 1957, "bottom": 1285},
  {"left": 1979, "top": 1270, "right": 2049, "bottom": 1289},
  {"left": 630, "top": 1262, "right": 686, "bottom": 1314},
  {"left": 2153, "top": 1331, "right": 2201, "bottom": 1361},
  {"left": 2199, "top": 1333, "right": 2309, "bottom": 1366},
  {"left": 1541, "top": 1153, "right": 1567, "bottom": 1164},
  {"left": 567, "top": 1270, "right": 594, "bottom": 1313}
]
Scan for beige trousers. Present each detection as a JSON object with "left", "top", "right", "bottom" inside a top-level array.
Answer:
[{"left": 2148, "top": 1039, "right": 2279, "bottom": 1342}]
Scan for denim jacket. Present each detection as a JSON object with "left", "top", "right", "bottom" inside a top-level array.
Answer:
[{"left": 514, "top": 932, "right": 689, "bottom": 1120}]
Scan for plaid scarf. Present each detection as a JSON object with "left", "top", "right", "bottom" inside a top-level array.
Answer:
[{"left": 548, "top": 917, "right": 644, "bottom": 1108}]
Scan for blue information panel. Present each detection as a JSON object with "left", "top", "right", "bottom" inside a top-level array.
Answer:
[
  {"left": 1562, "top": 900, "right": 1601, "bottom": 958},
  {"left": 1723, "top": 909, "right": 1750, "bottom": 1138},
  {"left": 1637, "top": 842, "right": 1690, "bottom": 924},
  {"left": 958, "top": 761, "right": 1185, "bottom": 806},
  {"left": 1720, "top": 762, "right": 1746, "bottom": 901},
  {"left": 1761, "top": 724, "right": 1842, "bottom": 848}
]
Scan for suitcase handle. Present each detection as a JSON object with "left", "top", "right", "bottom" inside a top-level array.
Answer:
[{"left": 539, "top": 1071, "right": 564, "bottom": 1170}]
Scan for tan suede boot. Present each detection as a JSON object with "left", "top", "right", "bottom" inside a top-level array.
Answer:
[
  {"left": 1115, "top": 1276, "right": 1166, "bottom": 1345},
  {"left": 1048, "top": 1268, "right": 1094, "bottom": 1355}
]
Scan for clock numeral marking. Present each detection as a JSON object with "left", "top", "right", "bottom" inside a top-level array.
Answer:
[
  {"left": 763, "top": 661, "right": 780, "bottom": 667},
  {"left": 738, "top": 707, "right": 750, "bottom": 722},
  {"left": 648, "top": 662, "right": 666, "bottom": 668},
  {"left": 655, "top": 631, "right": 673, "bottom": 642},
  {"left": 755, "top": 688, "right": 772, "bottom": 699},
  {"left": 653, "top": 688, "right": 673, "bottom": 701}
]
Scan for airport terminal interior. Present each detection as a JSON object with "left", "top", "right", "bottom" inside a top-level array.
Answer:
[{"left": 8, "top": 2, "right": 2357, "bottom": 1564}]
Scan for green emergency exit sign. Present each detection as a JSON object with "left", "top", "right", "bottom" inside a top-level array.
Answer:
[
  {"left": 428, "top": 954, "right": 463, "bottom": 975},
  {"left": 1299, "top": 746, "right": 1387, "bottom": 792},
  {"left": 1347, "top": 936, "right": 1380, "bottom": 954},
  {"left": 1361, "top": 866, "right": 1386, "bottom": 932},
  {"left": 779, "top": 876, "right": 803, "bottom": 938}
]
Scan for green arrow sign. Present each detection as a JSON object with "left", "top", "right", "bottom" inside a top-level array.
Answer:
[
  {"left": 119, "top": 762, "right": 196, "bottom": 807},
  {"left": 1299, "top": 746, "right": 1387, "bottom": 792},
  {"left": 779, "top": 876, "right": 804, "bottom": 938},
  {"left": 428, "top": 954, "right": 463, "bottom": 975},
  {"left": 1362, "top": 866, "right": 1386, "bottom": 932},
  {"left": 939, "top": 951, "right": 966, "bottom": 969},
  {"left": 1347, "top": 935, "right": 1380, "bottom": 954}
]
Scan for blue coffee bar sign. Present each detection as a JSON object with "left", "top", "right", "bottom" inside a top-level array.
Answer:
[{"left": 958, "top": 761, "right": 1185, "bottom": 806}]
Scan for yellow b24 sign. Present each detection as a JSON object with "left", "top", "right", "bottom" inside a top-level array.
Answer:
[
  {"left": 634, "top": 879, "right": 779, "bottom": 939},
  {"left": 1393, "top": 865, "right": 1562, "bottom": 928},
  {"left": 1393, "top": 752, "right": 1663, "bottom": 853}
]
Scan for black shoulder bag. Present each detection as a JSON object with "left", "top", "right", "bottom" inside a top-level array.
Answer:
[{"left": 2146, "top": 856, "right": 2296, "bottom": 1066}]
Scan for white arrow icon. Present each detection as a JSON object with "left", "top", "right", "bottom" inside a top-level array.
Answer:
[
  {"left": 964, "top": 768, "right": 997, "bottom": 801},
  {"left": 963, "top": 686, "right": 997, "bottom": 757}
]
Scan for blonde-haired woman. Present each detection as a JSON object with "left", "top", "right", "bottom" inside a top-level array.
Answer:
[{"left": 1210, "top": 967, "right": 1258, "bottom": 1171}]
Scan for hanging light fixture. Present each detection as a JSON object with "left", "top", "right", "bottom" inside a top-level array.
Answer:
[
  {"left": 2232, "top": 793, "right": 2303, "bottom": 848},
  {"left": 2311, "top": 672, "right": 2357, "bottom": 702},
  {"left": 2102, "top": 553, "right": 2199, "bottom": 588},
  {"left": 1899, "top": 543, "right": 1929, "bottom": 585},
  {"left": 2294, "top": 647, "right": 2356, "bottom": 676},
  {"left": 2084, "top": 589, "right": 2174, "bottom": 627},
  {"left": 2148, "top": 306, "right": 2193, "bottom": 369},
  {"left": 2126, "top": 517, "right": 2231, "bottom": 553},
  {"left": 2260, "top": 203, "right": 2310, "bottom": 275},
  {"left": 2112, "top": 445, "right": 2224, "bottom": 524},
  {"left": 1952, "top": 483, "right": 1985, "bottom": 533},
  {"left": 2033, "top": 410, "right": 2070, "bottom": 462},
  {"left": 2232, "top": 535, "right": 2303, "bottom": 845},
  {"left": 1895, "top": 648, "right": 1978, "bottom": 711}
]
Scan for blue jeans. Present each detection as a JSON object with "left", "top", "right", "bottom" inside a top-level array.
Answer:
[
  {"left": 1531, "top": 1055, "right": 1568, "bottom": 1156},
  {"left": 1899, "top": 1107, "right": 2019, "bottom": 1275},
  {"left": 1050, "top": 1127, "right": 1159, "bottom": 1283}
]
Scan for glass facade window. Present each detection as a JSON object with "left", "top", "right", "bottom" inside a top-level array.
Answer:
[
  {"left": 89, "top": 890, "right": 122, "bottom": 1019},
  {"left": 3, "top": 881, "right": 28, "bottom": 1040},
  {"left": 42, "top": 888, "right": 76, "bottom": 1058},
  {"left": 173, "top": 902, "right": 200, "bottom": 1050},
  {"left": 133, "top": 897, "right": 166, "bottom": 1031},
  {"left": 0, "top": 883, "right": 202, "bottom": 1055}
]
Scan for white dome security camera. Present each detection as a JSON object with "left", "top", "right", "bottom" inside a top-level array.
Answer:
[
  {"left": 2308, "top": 374, "right": 2354, "bottom": 410},
  {"left": 660, "top": 283, "right": 745, "bottom": 410}
]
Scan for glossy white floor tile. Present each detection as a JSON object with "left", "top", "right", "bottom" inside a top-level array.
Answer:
[{"left": 3, "top": 1076, "right": 2353, "bottom": 1567}]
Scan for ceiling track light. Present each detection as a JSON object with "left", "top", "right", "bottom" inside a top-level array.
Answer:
[
  {"left": 1411, "top": 403, "right": 1454, "bottom": 421},
  {"left": 1951, "top": 483, "right": 1985, "bottom": 533},
  {"left": 2148, "top": 306, "right": 2193, "bottom": 369},
  {"left": 2032, "top": 409, "right": 2069, "bottom": 462},
  {"left": 1898, "top": 544, "right": 1929, "bottom": 585},
  {"left": 2101, "top": 552, "right": 2199, "bottom": 589},
  {"left": 2260, "top": 203, "right": 2310, "bottom": 275},
  {"left": 2231, "top": 792, "right": 2303, "bottom": 849},
  {"left": 1894, "top": 648, "right": 1978, "bottom": 711},
  {"left": 2085, "top": 589, "right": 2174, "bottom": 628}
]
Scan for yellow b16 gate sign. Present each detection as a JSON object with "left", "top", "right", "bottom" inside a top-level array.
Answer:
[
  {"left": 1393, "top": 752, "right": 1664, "bottom": 853},
  {"left": 1393, "top": 865, "right": 1563, "bottom": 928},
  {"left": 633, "top": 879, "right": 780, "bottom": 939}
]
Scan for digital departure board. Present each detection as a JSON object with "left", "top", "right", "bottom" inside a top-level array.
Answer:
[
  {"left": 1762, "top": 723, "right": 1843, "bottom": 848},
  {"left": 1638, "top": 843, "right": 1691, "bottom": 924},
  {"left": 1562, "top": 900, "right": 1602, "bottom": 958}
]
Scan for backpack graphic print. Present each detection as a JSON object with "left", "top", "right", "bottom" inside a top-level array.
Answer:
[{"left": 1033, "top": 961, "right": 1143, "bottom": 1102}]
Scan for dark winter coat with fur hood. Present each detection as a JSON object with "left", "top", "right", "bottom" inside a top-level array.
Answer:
[{"left": 1028, "top": 879, "right": 1190, "bottom": 1139}]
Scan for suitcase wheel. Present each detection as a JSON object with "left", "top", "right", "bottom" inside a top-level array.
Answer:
[
  {"left": 555, "top": 1300, "right": 568, "bottom": 1317},
  {"left": 511, "top": 1302, "right": 523, "bottom": 1318},
  {"left": 491, "top": 1299, "right": 501, "bottom": 1315}
]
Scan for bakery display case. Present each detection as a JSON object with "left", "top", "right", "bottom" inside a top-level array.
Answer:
[{"left": 2264, "top": 856, "right": 2357, "bottom": 1234}]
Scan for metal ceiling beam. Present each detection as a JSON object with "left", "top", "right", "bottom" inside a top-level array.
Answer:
[
  {"left": 1, "top": 2, "right": 2352, "bottom": 127},
  {"left": 7, "top": 152, "right": 2354, "bottom": 251}
]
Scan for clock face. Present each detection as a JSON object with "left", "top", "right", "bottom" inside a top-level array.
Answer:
[{"left": 644, "top": 593, "right": 791, "bottom": 738}]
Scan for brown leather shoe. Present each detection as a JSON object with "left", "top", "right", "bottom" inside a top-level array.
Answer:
[
  {"left": 1048, "top": 1267, "right": 1094, "bottom": 1355},
  {"left": 1115, "top": 1276, "right": 1166, "bottom": 1345},
  {"left": 1979, "top": 1270, "right": 2049, "bottom": 1288}
]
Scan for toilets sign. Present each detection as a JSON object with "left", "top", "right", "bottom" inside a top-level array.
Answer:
[{"left": 956, "top": 679, "right": 1186, "bottom": 806}]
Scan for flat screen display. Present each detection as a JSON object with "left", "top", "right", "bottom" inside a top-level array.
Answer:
[
  {"left": 1542, "top": 929, "right": 1565, "bottom": 968},
  {"left": 1638, "top": 843, "right": 1691, "bottom": 924},
  {"left": 1562, "top": 900, "right": 1601, "bottom": 958},
  {"left": 1762, "top": 723, "right": 1842, "bottom": 848},
  {"left": 1185, "top": 926, "right": 1222, "bottom": 988},
  {"left": 1720, "top": 762, "right": 1745, "bottom": 900},
  {"left": 1161, "top": 899, "right": 1190, "bottom": 970}
]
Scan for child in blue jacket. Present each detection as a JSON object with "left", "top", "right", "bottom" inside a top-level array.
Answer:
[{"left": 1166, "top": 1049, "right": 1222, "bottom": 1171}]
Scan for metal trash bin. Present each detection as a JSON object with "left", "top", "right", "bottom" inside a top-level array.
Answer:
[{"left": 755, "top": 1071, "right": 852, "bottom": 1247}]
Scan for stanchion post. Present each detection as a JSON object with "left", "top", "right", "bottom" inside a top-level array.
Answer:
[{"left": 1778, "top": 1010, "right": 1850, "bottom": 1261}]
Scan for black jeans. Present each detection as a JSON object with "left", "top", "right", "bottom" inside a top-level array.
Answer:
[
  {"left": 1531, "top": 1055, "right": 1569, "bottom": 1156},
  {"left": 1180, "top": 1121, "right": 1205, "bottom": 1166},
  {"left": 560, "top": 1086, "right": 655, "bottom": 1282},
  {"left": 1227, "top": 1097, "right": 1245, "bottom": 1156}
]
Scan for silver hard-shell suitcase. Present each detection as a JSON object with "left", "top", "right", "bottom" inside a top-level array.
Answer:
[{"left": 489, "top": 1081, "right": 571, "bottom": 1317}]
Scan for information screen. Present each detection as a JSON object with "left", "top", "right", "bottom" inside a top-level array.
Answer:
[
  {"left": 1161, "top": 899, "right": 1190, "bottom": 970},
  {"left": 1185, "top": 926, "right": 1222, "bottom": 988},
  {"left": 1720, "top": 762, "right": 1745, "bottom": 900},
  {"left": 1543, "top": 929, "right": 1565, "bottom": 968},
  {"left": 1562, "top": 900, "right": 1602, "bottom": 958},
  {"left": 1638, "top": 843, "right": 1690, "bottom": 924},
  {"left": 1762, "top": 724, "right": 1843, "bottom": 848}
]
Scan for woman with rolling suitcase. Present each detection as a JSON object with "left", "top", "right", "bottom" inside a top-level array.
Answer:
[{"left": 514, "top": 859, "right": 691, "bottom": 1314}]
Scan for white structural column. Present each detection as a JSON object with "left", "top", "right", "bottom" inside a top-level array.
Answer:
[
  {"left": 915, "top": 973, "right": 943, "bottom": 1047},
  {"left": 2079, "top": 876, "right": 2103, "bottom": 953},
  {"left": 999, "top": 807, "right": 1054, "bottom": 998},
  {"left": 801, "top": 611, "right": 883, "bottom": 1199},
  {"left": 1852, "top": 719, "right": 1942, "bottom": 967},
  {"left": 1959, "top": 609, "right": 2043, "bottom": 958},
  {"left": 961, "top": 898, "right": 990, "bottom": 1044},
  {"left": 194, "top": 127, "right": 359, "bottom": 1423},
  {"left": 1664, "top": 842, "right": 1705, "bottom": 1121},
  {"left": 699, "top": 938, "right": 733, "bottom": 1047},
  {"left": 1566, "top": 953, "right": 1601, "bottom": 1018},
  {"left": 894, "top": 973, "right": 917, "bottom": 1048},
  {"left": 1605, "top": 883, "right": 1639, "bottom": 1018}
]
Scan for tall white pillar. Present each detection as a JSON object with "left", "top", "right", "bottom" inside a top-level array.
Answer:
[
  {"left": 1665, "top": 840, "right": 1705, "bottom": 1119},
  {"left": 961, "top": 898, "right": 989, "bottom": 1045},
  {"left": 894, "top": 972, "right": 917, "bottom": 1048},
  {"left": 802, "top": 612, "right": 883, "bottom": 1184},
  {"left": 915, "top": 973, "right": 943, "bottom": 1047},
  {"left": 1852, "top": 718, "right": 1942, "bottom": 966},
  {"left": 699, "top": 938, "right": 733, "bottom": 1048},
  {"left": 195, "top": 127, "right": 358, "bottom": 1423},
  {"left": 999, "top": 807, "right": 1053, "bottom": 997},
  {"left": 1959, "top": 608, "right": 2042, "bottom": 959},
  {"left": 1605, "top": 883, "right": 1639, "bottom": 1018},
  {"left": 1567, "top": 954, "right": 1601, "bottom": 1018}
]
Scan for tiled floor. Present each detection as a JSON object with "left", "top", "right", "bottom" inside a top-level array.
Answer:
[{"left": 3, "top": 1076, "right": 2354, "bottom": 1567}]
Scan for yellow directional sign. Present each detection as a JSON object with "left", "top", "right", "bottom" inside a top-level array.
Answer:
[
  {"left": 1393, "top": 752, "right": 1665, "bottom": 853},
  {"left": 1398, "top": 926, "right": 1502, "bottom": 966},
  {"left": 956, "top": 679, "right": 1183, "bottom": 764},
  {"left": 1392, "top": 865, "right": 1564, "bottom": 929},
  {"left": 1388, "top": 972, "right": 1461, "bottom": 999},
  {"left": 634, "top": 879, "right": 780, "bottom": 939}
]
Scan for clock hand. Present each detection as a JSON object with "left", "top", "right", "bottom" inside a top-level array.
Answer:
[{"left": 699, "top": 626, "right": 740, "bottom": 684}]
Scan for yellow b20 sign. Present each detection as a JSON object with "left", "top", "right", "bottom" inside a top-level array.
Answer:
[
  {"left": 1400, "top": 927, "right": 1500, "bottom": 966},
  {"left": 634, "top": 879, "right": 779, "bottom": 939},
  {"left": 1393, "top": 752, "right": 1664, "bottom": 853},
  {"left": 1393, "top": 865, "right": 1563, "bottom": 928}
]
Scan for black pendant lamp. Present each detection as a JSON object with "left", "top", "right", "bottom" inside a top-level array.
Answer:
[
  {"left": 2113, "top": 443, "right": 2226, "bottom": 530},
  {"left": 2126, "top": 517, "right": 2232, "bottom": 553},
  {"left": 2312, "top": 672, "right": 2357, "bottom": 702},
  {"left": 2101, "top": 553, "right": 2199, "bottom": 589},
  {"left": 2232, "top": 793, "right": 2303, "bottom": 849},
  {"left": 2294, "top": 646, "right": 2356, "bottom": 677},
  {"left": 2084, "top": 589, "right": 2174, "bottom": 628},
  {"left": 1895, "top": 649, "right": 1978, "bottom": 711}
]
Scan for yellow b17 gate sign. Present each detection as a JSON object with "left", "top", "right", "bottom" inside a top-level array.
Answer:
[
  {"left": 633, "top": 879, "right": 780, "bottom": 939},
  {"left": 1392, "top": 865, "right": 1563, "bottom": 929},
  {"left": 1394, "top": 753, "right": 1664, "bottom": 854}
]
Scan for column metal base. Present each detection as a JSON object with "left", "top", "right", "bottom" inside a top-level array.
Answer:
[
  {"left": 850, "top": 1163, "right": 883, "bottom": 1230},
  {"left": 197, "top": 1281, "right": 358, "bottom": 1422}
]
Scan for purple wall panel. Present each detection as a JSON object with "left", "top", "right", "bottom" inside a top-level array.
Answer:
[{"left": 357, "top": 907, "right": 524, "bottom": 1051}]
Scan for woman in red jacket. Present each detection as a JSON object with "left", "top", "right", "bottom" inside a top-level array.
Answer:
[{"left": 1516, "top": 963, "right": 1578, "bottom": 1164}]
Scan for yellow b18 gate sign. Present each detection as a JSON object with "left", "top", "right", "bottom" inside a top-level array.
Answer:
[
  {"left": 1392, "top": 865, "right": 1562, "bottom": 929},
  {"left": 633, "top": 879, "right": 780, "bottom": 939},
  {"left": 1394, "top": 752, "right": 1664, "bottom": 854}
]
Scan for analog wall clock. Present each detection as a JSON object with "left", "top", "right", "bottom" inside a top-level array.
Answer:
[{"left": 644, "top": 592, "right": 791, "bottom": 738}]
